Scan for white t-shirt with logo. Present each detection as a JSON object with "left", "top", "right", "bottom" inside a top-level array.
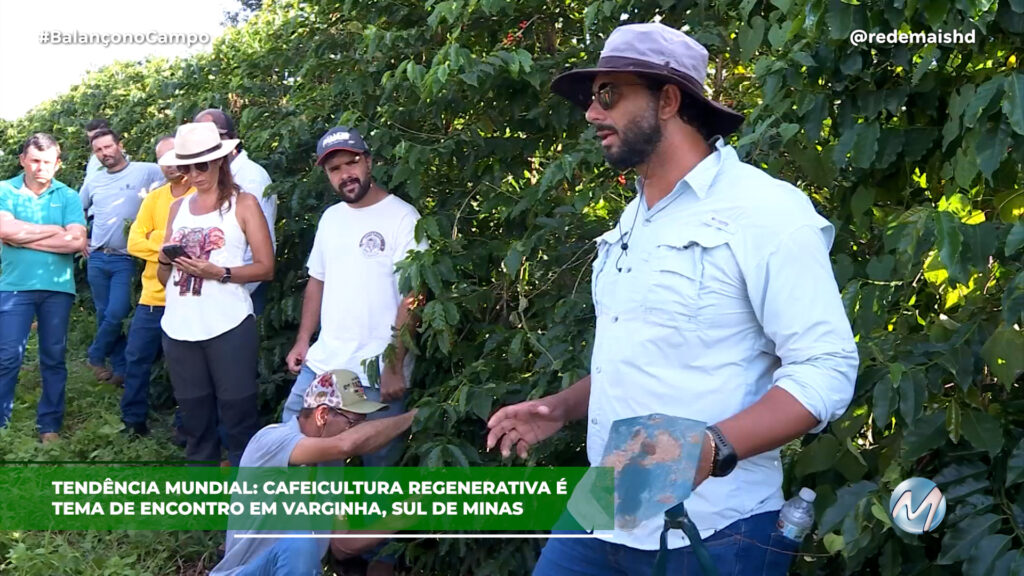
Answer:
[{"left": 304, "top": 194, "right": 426, "bottom": 386}]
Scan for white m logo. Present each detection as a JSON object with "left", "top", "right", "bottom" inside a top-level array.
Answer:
[{"left": 891, "top": 485, "right": 943, "bottom": 532}]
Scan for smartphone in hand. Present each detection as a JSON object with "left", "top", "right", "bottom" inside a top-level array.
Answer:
[{"left": 162, "top": 244, "right": 187, "bottom": 261}]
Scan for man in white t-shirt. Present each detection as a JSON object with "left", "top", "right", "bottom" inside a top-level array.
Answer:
[{"left": 282, "top": 126, "right": 426, "bottom": 468}]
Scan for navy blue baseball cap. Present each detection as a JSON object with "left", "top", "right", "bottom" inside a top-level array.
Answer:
[{"left": 316, "top": 126, "right": 370, "bottom": 165}]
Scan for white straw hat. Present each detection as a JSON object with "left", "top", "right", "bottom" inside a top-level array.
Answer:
[{"left": 158, "top": 122, "right": 239, "bottom": 166}]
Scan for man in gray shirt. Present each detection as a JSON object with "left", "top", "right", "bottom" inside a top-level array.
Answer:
[
  {"left": 79, "top": 129, "right": 163, "bottom": 384},
  {"left": 211, "top": 369, "right": 416, "bottom": 576}
]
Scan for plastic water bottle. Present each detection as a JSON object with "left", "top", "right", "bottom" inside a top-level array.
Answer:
[{"left": 777, "top": 487, "right": 816, "bottom": 542}]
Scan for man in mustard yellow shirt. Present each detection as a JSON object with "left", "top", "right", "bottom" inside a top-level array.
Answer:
[{"left": 121, "top": 136, "right": 195, "bottom": 435}]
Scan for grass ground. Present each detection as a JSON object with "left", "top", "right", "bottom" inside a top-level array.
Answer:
[{"left": 0, "top": 305, "right": 221, "bottom": 575}]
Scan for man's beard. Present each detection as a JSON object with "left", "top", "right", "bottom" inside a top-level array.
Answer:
[
  {"left": 601, "top": 101, "right": 663, "bottom": 170},
  {"left": 336, "top": 176, "right": 371, "bottom": 204},
  {"left": 100, "top": 153, "right": 124, "bottom": 168}
]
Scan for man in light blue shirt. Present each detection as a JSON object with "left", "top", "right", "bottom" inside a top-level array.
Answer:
[
  {"left": 487, "top": 23, "right": 859, "bottom": 576},
  {"left": 84, "top": 118, "right": 133, "bottom": 177},
  {"left": 0, "top": 133, "right": 88, "bottom": 442},
  {"left": 79, "top": 128, "right": 163, "bottom": 384}
]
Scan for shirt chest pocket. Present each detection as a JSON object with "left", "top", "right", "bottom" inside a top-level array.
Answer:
[
  {"left": 592, "top": 228, "right": 623, "bottom": 315},
  {"left": 643, "top": 226, "right": 733, "bottom": 322}
]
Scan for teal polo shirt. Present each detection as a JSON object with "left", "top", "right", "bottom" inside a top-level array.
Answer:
[{"left": 0, "top": 174, "right": 86, "bottom": 295}]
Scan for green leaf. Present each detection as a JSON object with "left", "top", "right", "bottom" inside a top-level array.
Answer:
[
  {"left": 468, "top": 389, "right": 493, "bottom": 422},
  {"left": 898, "top": 371, "right": 925, "bottom": 425},
  {"left": 962, "top": 534, "right": 1012, "bottom": 576},
  {"left": 937, "top": 513, "right": 1001, "bottom": 564},
  {"left": 992, "top": 549, "right": 1024, "bottom": 576},
  {"left": 879, "top": 540, "right": 901, "bottom": 576},
  {"left": 981, "top": 324, "right": 1024, "bottom": 387},
  {"left": 960, "top": 409, "right": 1004, "bottom": 456},
  {"left": 825, "top": 0, "right": 859, "bottom": 40},
  {"left": 902, "top": 410, "right": 948, "bottom": 459},
  {"left": 1003, "top": 73, "right": 1024, "bottom": 135},
  {"left": 792, "top": 52, "right": 816, "bottom": 67},
  {"left": 1004, "top": 271, "right": 1024, "bottom": 325},
  {"left": 819, "top": 480, "right": 876, "bottom": 534},
  {"left": 851, "top": 122, "right": 880, "bottom": 168},
  {"left": 767, "top": 23, "right": 788, "bottom": 50},
  {"left": 1005, "top": 222, "right": 1024, "bottom": 256},
  {"left": 873, "top": 377, "right": 896, "bottom": 429},
  {"left": 739, "top": 16, "right": 766, "bottom": 61},
  {"left": 964, "top": 77, "right": 1003, "bottom": 129},
  {"left": 840, "top": 52, "right": 862, "bottom": 76},
  {"left": 954, "top": 148, "right": 980, "bottom": 189},
  {"left": 503, "top": 244, "right": 523, "bottom": 278},
  {"left": 866, "top": 255, "right": 894, "bottom": 280},
  {"left": 977, "top": 122, "right": 1012, "bottom": 179},
  {"left": 851, "top": 186, "right": 875, "bottom": 217},
  {"left": 935, "top": 211, "right": 969, "bottom": 285},
  {"left": 947, "top": 493, "right": 995, "bottom": 525},
  {"left": 946, "top": 400, "right": 961, "bottom": 442},
  {"left": 778, "top": 123, "right": 800, "bottom": 143},
  {"left": 823, "top": 532, "right": 844, "bottom": 553},
  {"left": 913, "top": 45, "right": 939, "bottom": 85},
  {"left": 795, "top": 434, "right": 840, "bottom": 477},
  {"left": 933, "top": 460, "right": 987, "bottom": 486},
  {"left": 1007, "top": 439, "right": 1024, "bottom": 487}
]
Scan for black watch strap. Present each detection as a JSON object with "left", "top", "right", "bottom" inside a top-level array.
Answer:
[
  {"left": 707, "top": 425, "right": 738, "bottom": 478},
  {"left": 219, "top": 267, "right": 232, "bottom": 284}
]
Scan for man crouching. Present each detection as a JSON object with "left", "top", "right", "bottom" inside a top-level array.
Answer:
[{"left": 211, "top": 369, "right": 416, "bottom": 575}]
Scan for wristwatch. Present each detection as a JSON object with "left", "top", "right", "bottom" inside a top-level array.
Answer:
[
  {"left": 219, "top": 267, "right": 232, "bottom": 284},
  {"left": 706, "top": 425, "right": 738, "bottom": 477}
]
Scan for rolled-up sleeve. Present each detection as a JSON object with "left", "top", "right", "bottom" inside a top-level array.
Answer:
[{"left": 746, "top": 223, "right": 859, "bottom": 433}]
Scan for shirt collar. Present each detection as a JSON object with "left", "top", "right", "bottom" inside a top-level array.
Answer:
[
  {"left": 7, "top": 174, "right": 65, "bottom": 197},
  {"left": 685, "top": 137, "right": 730, "bottom": 199},
  {"left": 634, "top": 137, "right": 732, "bottom": 218}
]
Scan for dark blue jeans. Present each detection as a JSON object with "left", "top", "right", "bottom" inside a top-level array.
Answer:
[
  {"left": 0, "top": 290, "right": 75, "bottom": 433},
  {"left": 86, "top": 251, "right": 134, "bottom": 376},
  {"left": 250, "top": 282, "right": 268, "bottom": 317},
  {"left": 121, "top": 304, "right": 164, "bottom": 425},
  {"left": 533, "top": 510, "right": 799, "bottom": 576}
]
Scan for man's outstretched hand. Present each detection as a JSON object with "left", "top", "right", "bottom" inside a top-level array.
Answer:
[{"left": 486, "top": 399, "right": 566, "bottom": 459}]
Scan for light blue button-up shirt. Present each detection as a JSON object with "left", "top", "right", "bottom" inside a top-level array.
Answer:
[{"left": 588, "top": 139, "right": 858, "bottom": 550}]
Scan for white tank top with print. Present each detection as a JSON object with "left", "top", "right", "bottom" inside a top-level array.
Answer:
[{"left": 161, "top": 194, "right": 253, "bottom": 341}]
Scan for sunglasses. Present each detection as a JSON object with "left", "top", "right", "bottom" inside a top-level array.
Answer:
[
  {"left": 334, "top": 409, "right": 366, "bottom": 427},
  {"left": 591, "top": 82, "right": 651, "bottom": 110},
  {"left": 178, "top": 161, "right": 212, "bottom": 174}
]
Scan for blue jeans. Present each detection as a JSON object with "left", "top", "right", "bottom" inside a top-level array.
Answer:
[
  {"left": 281, "top": 365, "right": 407, "bottom": 466},
  {"left": 121, "top": 304, "right": 164, "bottom": 425},
  {"left": 86, "top": 252, "right": 134, "bottom": 375},
  {"left": 234, "top": 537, "right": 324, "bottom": 576},
  {"left": 0, "top": 290, "right": 75, "bottom": 433},
  {"left": 533, "top": 511, "right": 798, "bottom": 576}
]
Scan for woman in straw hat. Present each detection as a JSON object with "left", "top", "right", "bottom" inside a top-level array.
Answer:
[{"left": 156, "top": 122, "right": 274, "bottom": 465}]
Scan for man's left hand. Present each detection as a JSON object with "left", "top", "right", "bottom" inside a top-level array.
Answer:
[
  {"left": 379, "top": 368, "right": 405, "bottom": 403},
  {"left": 174, "top": 256, "right": 224, "bottom": 280}
]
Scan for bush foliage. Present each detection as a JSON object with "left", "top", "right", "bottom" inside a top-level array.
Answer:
[{"left": 1, "top": 0, "right": 1022, "bottom": 574}]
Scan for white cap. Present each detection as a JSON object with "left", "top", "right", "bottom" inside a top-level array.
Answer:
[{"left": 799, "top": 487, "right": 817, "bottom": 502}]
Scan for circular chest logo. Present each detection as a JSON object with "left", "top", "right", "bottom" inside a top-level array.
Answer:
[
  {"left": 889, "top": 477, "right": 946, "bottom": 534},
  {"left": 359, "top": 231, "right": 386, "bottom": 257}
]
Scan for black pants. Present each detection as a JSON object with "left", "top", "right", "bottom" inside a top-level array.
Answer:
[{"left": 162, "top": 315, "right": 259, "bottom": 466}]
